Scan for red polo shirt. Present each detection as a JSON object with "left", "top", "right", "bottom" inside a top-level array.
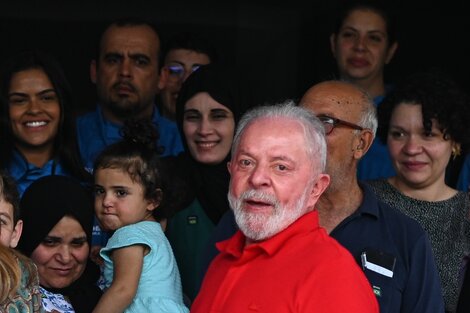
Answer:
[{"left": 191, "top": 210, "right": 378, "bottom": 313}]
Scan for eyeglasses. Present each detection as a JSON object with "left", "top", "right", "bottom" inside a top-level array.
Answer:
[
  {"left": 165, "top": 63, "right": 201, "bottom": 82},
  {"left": 317, "top": 115, "right": 364, "bottom": 135}
]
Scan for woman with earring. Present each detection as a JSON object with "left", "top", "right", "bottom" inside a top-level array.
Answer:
[{"left": 367, "top": 69, "right": 470, "bottom": 312}]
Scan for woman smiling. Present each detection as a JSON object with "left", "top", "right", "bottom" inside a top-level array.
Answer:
[
  {"left": 0, "top": 50, "right": 90, "bottom": 196},
  {"left": 162, "top": 64, "right": 252, "bottom": 301},
  {"left": 17, "top": 175, "right": 102, "bottom": 313},
  {"left": 368, "top": 70, "right": 470, "bottom": 312}
]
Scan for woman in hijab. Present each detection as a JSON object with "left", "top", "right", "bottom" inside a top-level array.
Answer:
[
  {"left": 17, "top": 175, "right": 102, "bottom": 313},
  {"left": 162, "top": 63, "right": 252, "bottom": 302}
]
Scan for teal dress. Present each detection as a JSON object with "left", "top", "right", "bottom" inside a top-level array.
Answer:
[{"left": 100, "top": 221, "right": 188, "bottom": 313}]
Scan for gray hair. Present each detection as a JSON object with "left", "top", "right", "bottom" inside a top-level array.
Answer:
[
  {"left": 357, "top": 95, "right": 378, "bottom": 137},
  {"left": 231, "top": 100, "right": 327, "bottom": 173},
  {"left": 342, "top": 80, "right": 378, "bottom": 136}
]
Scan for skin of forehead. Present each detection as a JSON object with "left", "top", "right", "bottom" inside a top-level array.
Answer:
[
  {"left": 100, "top": 24, "right": 160, "bottom": 55},
  {"left": 343, "top": 8, "right": 388, "bottom": 34},
  {"left": 302, "top": 81, "right": 368, "bottom": 114},
  {"left": 240, "top": 116, "right": 311, "bottom": 158}
]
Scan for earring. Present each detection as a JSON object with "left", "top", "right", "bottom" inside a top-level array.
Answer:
[{"left": 452, "top": 144, "right": 462, "bottom": 160}]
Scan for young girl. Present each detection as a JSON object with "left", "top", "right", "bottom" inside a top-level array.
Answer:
[{"left": 92, "top": 120, "right": 188, "bottom": 313}]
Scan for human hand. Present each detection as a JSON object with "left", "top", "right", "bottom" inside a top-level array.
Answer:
[{"left": 90, "top": 245, "right": 104, "bottom": 267}]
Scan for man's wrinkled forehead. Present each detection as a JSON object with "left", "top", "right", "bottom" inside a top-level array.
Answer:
[{"left": 301, "top": 83, "right": 367, "bottom": 115}]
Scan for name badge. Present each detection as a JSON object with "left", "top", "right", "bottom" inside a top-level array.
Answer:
[{"left": 361, "top": 249, "right": 396, "bottom": 278}]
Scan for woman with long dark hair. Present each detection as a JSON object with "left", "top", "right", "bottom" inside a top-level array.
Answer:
[{"left": 0, "top": 50, "right": 90, "bottom": 196}]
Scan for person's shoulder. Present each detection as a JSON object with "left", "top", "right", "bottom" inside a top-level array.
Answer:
[
  {"left": 105, "top": 222, "right": 161, "bottom": 250},
  {"left": 153, "top": 111, "right": 178, "bottom": 132},
  {"left": 155, "top": 113, "right": 176, "bottom": 126},
  {"left": 76, "top": 108, "right": 99, "bottom": 123},
  {"left": 303, "top": 225, "right": 362, "bottom": 262},
  {"left": 76, "top": 108, "right": 101, "bottom": 136},
  {"left": 365, "top": 178, "right": 389, "bottom": 192},
  {"left": 299, "top": 233, "right": 379, "bottom": 312},
  {"left": 377, "top": 198, "right": 427, "bottom": 236},
  {"left": 363, "top": 181, "right": 428, "bottom": 240}
]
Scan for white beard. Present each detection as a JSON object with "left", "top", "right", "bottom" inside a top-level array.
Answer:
[{"left": 228, "top": 185, "right": 311, "bottom": 242}]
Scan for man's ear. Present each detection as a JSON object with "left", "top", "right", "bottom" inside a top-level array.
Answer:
[
  {"left": 227, "top": 161, "right": 232, "bottom": 175},
  {"left": 9, "top": 219, "right": 23, "bottom": 248},
  {"left": 90, "top": 60, "right": 98, "bottom": 84},
  {"left": 353, "top": 130, "right": 374, "bottom": 160},
  {"left": 307, "top": 173, "right": 330, "bottom": 208}
]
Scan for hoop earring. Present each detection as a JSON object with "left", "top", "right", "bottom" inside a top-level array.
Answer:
[{"left": 452, "top": 144, "right": 462, "bottom": 161}]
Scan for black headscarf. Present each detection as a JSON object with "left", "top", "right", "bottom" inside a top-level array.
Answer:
[
  {"left": 168, "top": 63, "right": 253, "bottom": 224},
  {"left": 17, "top": 175, "right": 102, "bottom": 313}
]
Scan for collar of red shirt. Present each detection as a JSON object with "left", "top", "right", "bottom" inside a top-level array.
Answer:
[{"left": 216, "top": 210, "right": 322, "bottom": 258}]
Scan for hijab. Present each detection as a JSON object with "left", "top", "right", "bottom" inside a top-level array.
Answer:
[
  {"left": 171, "top": 63, "right": 253, "bottom": 224},
  {"left": 17, "top": 175, "right": 101, "bottom": 313}
]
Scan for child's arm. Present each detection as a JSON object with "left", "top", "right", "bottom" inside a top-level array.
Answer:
[{"left": 92, "top": 245, "right": 146, "bottom": 313}]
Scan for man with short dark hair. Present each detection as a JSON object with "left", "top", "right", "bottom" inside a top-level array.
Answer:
[
  {"left": 192, "top": 102, "right": 379, "bottom": 312},
  {"left": 157, "top": 31, "right": 216, "bottom": 121},
  {"left": 77, "top": 18, "right": 183, "bottom": 172},
  {"left": 76, "top": 18, "right": 184, "bottom": 255}
]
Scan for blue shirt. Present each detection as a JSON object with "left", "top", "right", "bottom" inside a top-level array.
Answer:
[
  {"left": 357, "top": 95, "right": 396, "bottom": 180},
  {"left": 457, "top": 154, "right": 470, "bottom": 191},
  {"left": 7, "top": 150, "right": 69, "bottom": 197},
  {"left": 331, "top": 183, "right": 444, "bottom": 313},
  {"left": 76, "top": 105, "right": 184, "bottom": 172}
]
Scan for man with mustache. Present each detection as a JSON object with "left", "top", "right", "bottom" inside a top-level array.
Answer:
[
  {"left": 75, "top": 18, "right": 184, "bottom": 258},
  {"left": 191, "top": 102, "right": 379, "bottom": 312},
  {"left": 76, "top": 18, "right": 183, "bottom": 172}
]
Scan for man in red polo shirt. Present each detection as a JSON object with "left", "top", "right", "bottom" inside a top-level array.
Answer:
[{"left": 191, "top": 102, "right": 378, "bottom": 312}]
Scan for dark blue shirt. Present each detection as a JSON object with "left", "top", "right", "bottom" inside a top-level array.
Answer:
[{"left": 331, "top": 183, "right": 444, "bottom": 313}]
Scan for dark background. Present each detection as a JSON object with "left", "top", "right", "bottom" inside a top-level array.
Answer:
[{"left": 0, "top": 1, "right": 468, "bottom": 114}]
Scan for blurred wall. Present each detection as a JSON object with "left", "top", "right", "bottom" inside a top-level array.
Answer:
[{"left": 0, "top": 1, "right": 468, "bottom": 114}]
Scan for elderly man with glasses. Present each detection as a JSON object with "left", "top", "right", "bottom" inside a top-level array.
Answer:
[{"left": 300, "top": 80, "right": 444, "bottom": 313}]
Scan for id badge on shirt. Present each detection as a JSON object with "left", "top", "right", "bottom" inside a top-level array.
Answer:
[{"left": 361, "top": 249, "right": 396, "bottom": 278}]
